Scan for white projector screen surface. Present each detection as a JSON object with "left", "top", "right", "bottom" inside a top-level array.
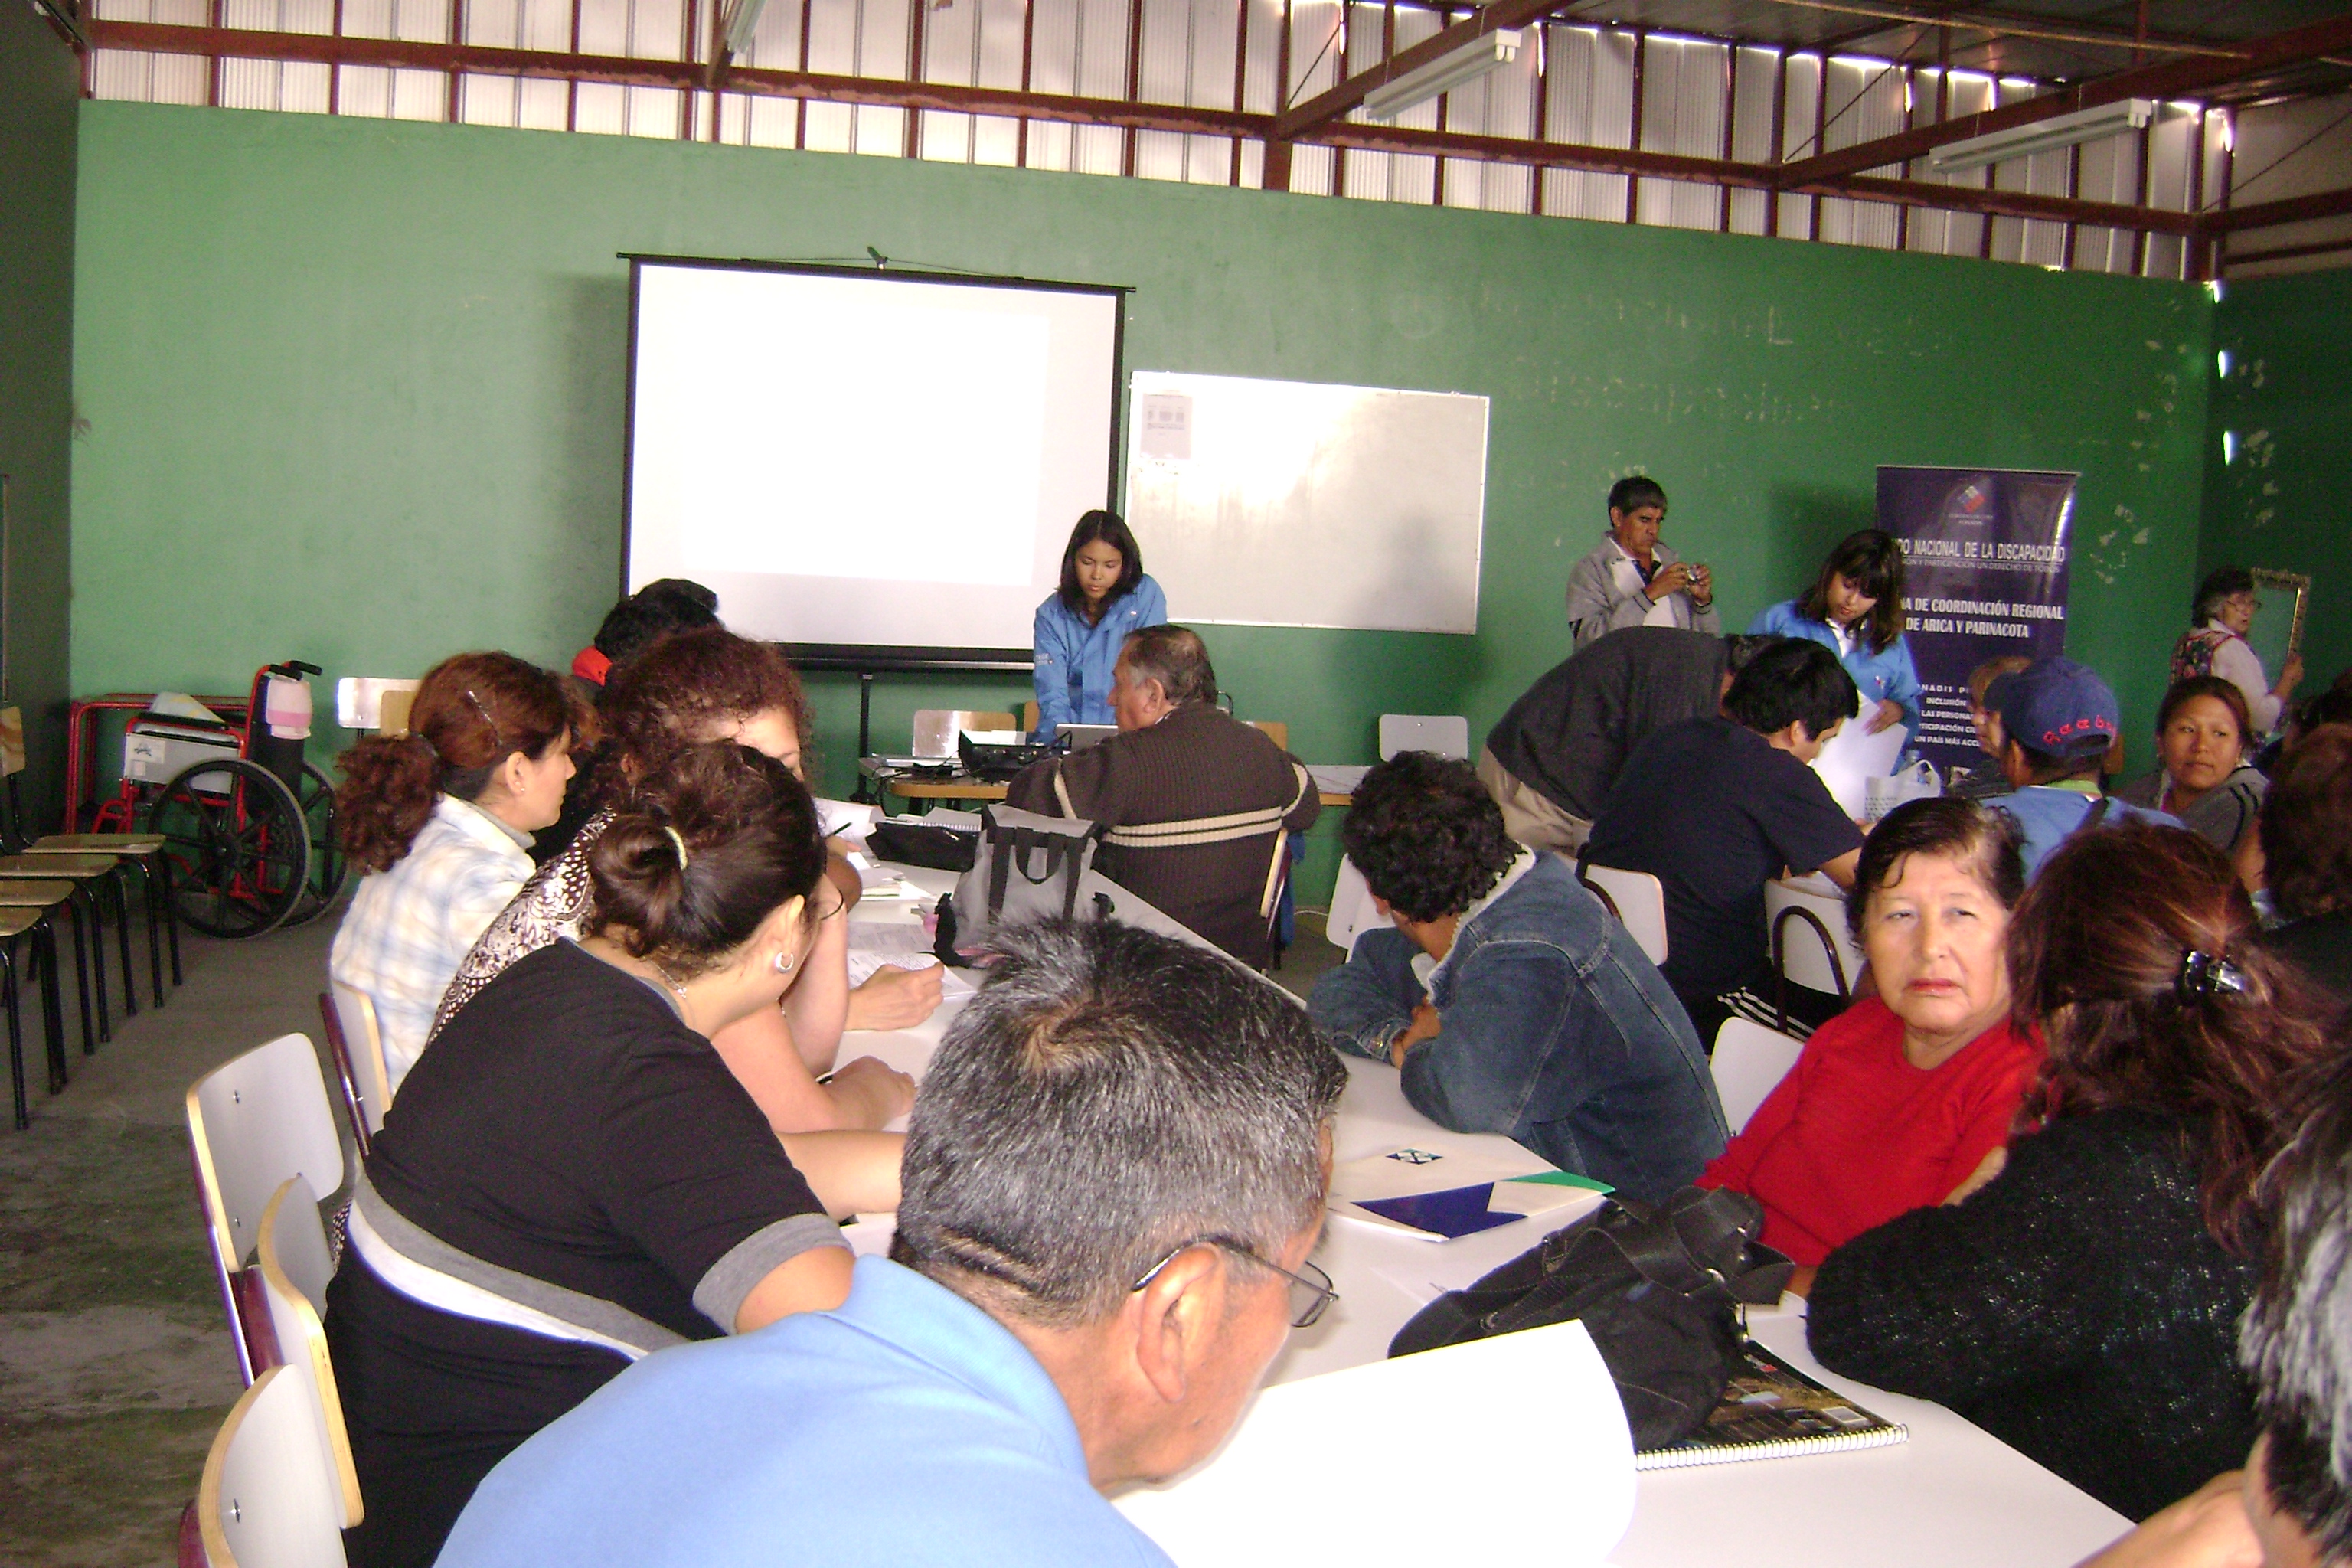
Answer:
[
  {"left": 626, "top": 261, "right": 1122, "bottom": 650},
  {"left": 1124, "top": 371, "right": 1488, "bottom": 635}
]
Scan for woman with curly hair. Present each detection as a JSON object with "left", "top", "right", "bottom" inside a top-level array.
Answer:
[
  {"left": 436, "top": 626, "right": 923, "bottom": 1134},
  {"left": 1307, "top": 751, "right": 1724, "bottom": 1200},
  {"left": 1805, "top": 821, "right": 2339, "bottom": 1522},
  {"left": 332, "top": 652, "right": 590, "bottom": 1091}
]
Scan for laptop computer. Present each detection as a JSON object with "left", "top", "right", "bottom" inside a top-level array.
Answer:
[{"left": 1060, "top": 724, "right": 1118, "bottom": 751}]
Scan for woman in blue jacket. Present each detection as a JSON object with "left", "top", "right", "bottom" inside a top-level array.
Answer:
[
  {"left": 1751, "top": 529, "right": 1920, "bottom": 737},
  {"left": 1031, "top": 510, "right": 1166, "bottom": 740}
]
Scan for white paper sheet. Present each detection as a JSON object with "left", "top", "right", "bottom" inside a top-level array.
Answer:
[
  {"left": 1810, "top": 720, "right": 1909, "bottom": 818},
  {"left": 1116, "top": 1320, "right": 1635, "bottom": 1567}
]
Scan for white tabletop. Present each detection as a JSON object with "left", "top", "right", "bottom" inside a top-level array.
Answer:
[{"left": 845, "top": 864, "right": 2132, "bottom": 1567}]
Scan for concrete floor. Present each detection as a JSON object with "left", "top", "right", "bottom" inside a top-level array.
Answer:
[
  {"left": 1, "top": 901, "right": 339, "bottom": 1568},
  {"left": 0, "top": 895, "right": 1344, "bottom": 1566}
]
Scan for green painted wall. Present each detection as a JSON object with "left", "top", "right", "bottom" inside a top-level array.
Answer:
[
  {"left": 73, "top": 102, "right": 2214, "bottom": 896},
  {"left": 2, "top": 5, "right": 80, "bottom": 830},
  {"left": 2203, "top": 266, "right": 2352, "bottom": 691}
]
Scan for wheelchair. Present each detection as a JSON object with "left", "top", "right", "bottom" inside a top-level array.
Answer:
[{"left": 116, "top": 662, "right": 349, "bottom": 939}]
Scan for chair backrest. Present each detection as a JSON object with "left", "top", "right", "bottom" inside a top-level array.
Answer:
[
  {"left": 1712, "top": 1018, "right": 1808, "bottom": 1135},
  {"left": 197, "top": 1366, "right": 350, "bottom": 1568},
  {"left": 187, "top": 1034, "right": 346, "bottom": 1383},
  {"left": 1579, "top": 865, "right": 1668, "bottom": 965},
  {"left": 1377, "top": 714, "right": 1470, "bottom": 761},
  {"left": 325, "top": 984, "right": 391, "bottom": 1139},
  {"left": 910, "top": 709, "right": 1019, "bottom": 757},
  {"left": 257, "top": 1178, "right": 364, "bottom": 1530},
  {"left": 1021, "top": 700, "right": 1040, "bottom": 734},
  {"left": 1765, "top": 879, "right": 1863, "bottom": 998},
  {"left": 1323, "top": 855, "right": 1390, "bottom": 956},
  {"left": 1247, "top": 719, "right": 1289, "bottom": 750}
]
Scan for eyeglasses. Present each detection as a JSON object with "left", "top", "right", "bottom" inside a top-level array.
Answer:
[{"left": 1131, "top": 1235, "right": 1338, "bottom": 1329}]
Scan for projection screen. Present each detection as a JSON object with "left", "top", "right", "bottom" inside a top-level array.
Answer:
[{"left": 624, "top": 258, "right": 1125, "bottom": 655}]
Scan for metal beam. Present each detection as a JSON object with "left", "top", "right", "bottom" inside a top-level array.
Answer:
[
  {"left": 1776, "top": 11, "right": 2352, "bottom": 187},
  {"left": 2203, "top": 185, "right": 2352, "bottom": 234},
  {"left": 1269, "top": 0, "right": 1564, "bottom": 143},
  {"left": 83, "top": 18, "right": 2210, "bottom": 237},
  {"left": 1766, "top": 0, "right": 2249, "bottom": 64},
  {"left": 2226, "top": 234, "right": 2352, "bottom": 266}
]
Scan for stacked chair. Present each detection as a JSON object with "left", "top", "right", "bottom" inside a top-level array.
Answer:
[{"left": 181, "top": 1031, "right": 361, "bottom": 1565}]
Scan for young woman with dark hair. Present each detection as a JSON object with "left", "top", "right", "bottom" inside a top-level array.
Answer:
[
  {"left": 330, "top": 652, "right": 590, "bottom": 1089},
  {"left": 1030, "top": 509, "right": 1166, "bottom": 741},
  {"left": 1806, "top": 820, "right": 2338, "bottom": 1522},
  {"left": 1700, "top": 796, "right": 2042, "bottom": 1266},
  {"left": 326, "top": 743, "right": 878, "bottom": 1568},
  {"left": 2118, "top": 676, "right": 2268, "bottom": 856},
  {"left": 1749, "top": 528, "right": 1922, "bottom": 737},
  {"left": 439, "top": 626, "right": 924, "bottom": 1135}
]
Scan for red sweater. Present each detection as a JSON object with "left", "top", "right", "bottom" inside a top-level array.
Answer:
[{"left": 1699, "top": 995, "right": 2043, "bottom": 1266}]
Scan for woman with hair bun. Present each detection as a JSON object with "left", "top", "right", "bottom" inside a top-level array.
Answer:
[
  {"left": 331, "top": 652, "right": 589, "bottom": 1091},
  {"left": 1805, "top": 821, "right": 2338, "bottom": 1522},
  {"left": 326, "top": 743, "right": 870, "bottom": 1568},
  {"left": 438, "top": 626, "right": 924, "bottom": 1135}
]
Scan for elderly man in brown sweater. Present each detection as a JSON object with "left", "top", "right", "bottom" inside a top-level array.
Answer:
[{"left": 1007, "top": 626, "right": 1318, "bottom": 969}]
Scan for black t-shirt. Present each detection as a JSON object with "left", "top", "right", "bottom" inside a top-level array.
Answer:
[
  {"left": 1485, "top": 627, "right": 1728, "bottom": 821},
  {"left": 1584, "top": 717, "right": 1864, "bottom": 1002},
  {"left": 325, "top": 939, "right": 838, "bottom": 1561}
]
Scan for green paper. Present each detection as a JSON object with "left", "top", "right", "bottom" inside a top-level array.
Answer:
[{"left": 1502, "top": 1171, "right": 1613, "bottom": 1194}]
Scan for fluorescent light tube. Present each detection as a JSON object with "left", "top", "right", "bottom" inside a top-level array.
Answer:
[
  {"left": 1361, "top": 29, "right": 1521, "bottom": 121},
  {"left": 1928, "top": 97, "right": 2154, "bottom": 173},
  {"left": 720, "top": 0, "right": 769, "bottom": 56}
]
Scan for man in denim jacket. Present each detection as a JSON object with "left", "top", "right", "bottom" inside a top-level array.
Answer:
[{"left": 1309, "top": 754, "right": 1727, "bottom": 1200}]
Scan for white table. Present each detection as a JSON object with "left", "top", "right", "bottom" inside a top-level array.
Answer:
[{"left": 845, "top": 864, "right": 2132, "bottom": 1567}]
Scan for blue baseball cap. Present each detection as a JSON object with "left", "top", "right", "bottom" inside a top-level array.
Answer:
[{"left": 1988, "top": 657, "right": 2120, "bottom": 760}]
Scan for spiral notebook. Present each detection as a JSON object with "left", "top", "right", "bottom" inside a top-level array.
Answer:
[{"left": 1634, "top": 1339, "right": 1907, "bottom": 1469}]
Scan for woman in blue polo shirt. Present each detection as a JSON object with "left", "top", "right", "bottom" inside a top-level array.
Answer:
[
  {"left": 1751, "top": 529, "right": 1922, "bottom": 737},
  {"left": 1031, "top": 511, "right": 1166, "bottom": 741}
]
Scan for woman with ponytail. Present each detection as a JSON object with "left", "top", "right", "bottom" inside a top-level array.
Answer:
[
  {"left": 331, "top": 652, "right": 589, "bottom": 1090},
  {"left": 327, "top": 742, "right": 881, "bottom": 1568},
  {"left": 435, "top": 626, "right": 923, "bottom": 1135},
  {"left": 1805, "top": 822, "right": 2339, "bottom": 1522}
]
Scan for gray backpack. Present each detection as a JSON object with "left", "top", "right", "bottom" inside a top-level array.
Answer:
[{"left": 941, "top": 805, "right": 1105, "bottom": 952}]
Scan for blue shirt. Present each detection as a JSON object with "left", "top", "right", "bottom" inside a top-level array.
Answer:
[
  {"left": 1749, "top": 600, "right": 1924, "bottom": 733},
  {"left": 1992, "top": 785, "right": 2181, "bottom": 881},
  {"left": 440, "top": 1256, "right": 1174, "bottom": 1568},
  {"left": 1032, "top": 576, "right": 1168, "bottom": 740}
]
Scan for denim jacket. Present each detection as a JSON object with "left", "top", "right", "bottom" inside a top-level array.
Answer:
[{"left": 1309, "top": 853, "right": 1728, "bottom": 1200}]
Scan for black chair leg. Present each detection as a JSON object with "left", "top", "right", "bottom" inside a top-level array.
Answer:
[
  {"left": 4, "top": 943, "right": 25, "bottom": 1130},
  {"left": 140, "top": 861, "right": 165, "bottom": 1007},
  {"left": 36, "top": 922, "right": 65, "bottom": 1101},
  {"left": 64, "top": 896, "right": 96, "bottom": 1056},
  {"left": 76, "top": 886, "right": 109, "bottom": 1047},
  {"left": 111, "top": 877, "right": 137, "bottom": 1020},
  {"left": 160, "top": 854, "right": 182, "bottom": 988}
]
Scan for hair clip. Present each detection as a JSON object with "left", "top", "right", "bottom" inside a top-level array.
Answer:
[
  {"left": 662, "top": 825, "right": 692, "bottom": 871},
  {"left": 462, "top": 688, "right": 506, "bottom": 751},
  {"left": 2177, "top": 948, "right": 2247, "bottom": 1004}
]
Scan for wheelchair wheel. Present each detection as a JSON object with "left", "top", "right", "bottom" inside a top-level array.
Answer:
[
  {"left": 282, "top": 761, "right": 349, "bottom": 927},
  {"left": 149, "top": 758, "right": 310, "bottom": 939}
]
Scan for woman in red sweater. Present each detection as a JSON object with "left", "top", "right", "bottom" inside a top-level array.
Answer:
[{"left": 1700, "top": 796, "right": 2042, "bottom": 1265}]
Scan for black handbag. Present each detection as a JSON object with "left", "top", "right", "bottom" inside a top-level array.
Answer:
[
  {"left": 1389, "top": 1186, "right": 1794, "bottom": 1449},
  {"left": 865, "top": 819, "right": 979, "bottom": 874}
]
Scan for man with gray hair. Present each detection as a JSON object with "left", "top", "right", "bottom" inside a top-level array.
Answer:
[
  {"left": 2083, "top": 1053, "right": 2352, "bottom": 1568},
  {"left": 1009, "top": 623, "right": 1320, "bottom": 968},
  {"left": 437, "top": 920, "right": 1346, "bottom": 1568}
]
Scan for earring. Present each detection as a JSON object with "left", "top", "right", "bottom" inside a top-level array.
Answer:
[{"left": 772, "top": 950, "right": 795, "bottom": 974}]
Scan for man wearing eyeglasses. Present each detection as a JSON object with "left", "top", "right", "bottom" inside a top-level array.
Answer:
[{"left": 439, "top": 920, "right": 1345, "bottom": 1568}]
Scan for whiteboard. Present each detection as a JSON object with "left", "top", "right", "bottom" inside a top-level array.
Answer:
[{"left": 1122, "top": 371, "right": 1488, "bottom": 634}]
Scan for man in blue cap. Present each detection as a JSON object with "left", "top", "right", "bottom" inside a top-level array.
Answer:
[{"left": 1987, "top": 657, "right": 2178, "bottom": 879}]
